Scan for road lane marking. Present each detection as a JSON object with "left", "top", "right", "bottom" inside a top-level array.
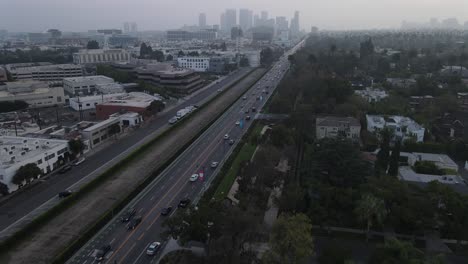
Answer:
[
  {"left": 110, "top": 237, "right": 116, "bottom": 245},
  {"left": 118, "top": 242, "right": 136, "bottom": 264},
  {"left": 150, "top": 195, "right": 155, "bottom": 201},
  {"left": 132, "top": 244, "right": 149, "bottom": 264}
]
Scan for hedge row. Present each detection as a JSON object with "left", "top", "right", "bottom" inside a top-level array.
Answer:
[{"left": 0, "top": 68, "right": 259, "bottom": 261}]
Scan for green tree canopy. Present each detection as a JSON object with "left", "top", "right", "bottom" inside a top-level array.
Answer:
[
  {"left": 86, "top": 40, "right": 100, "bottom": 49},
  {"left": 12, "top": 163, "right": 42, "bottom": 185},
  {"left": 0, "top": 182, "right": 9, "bottom": 195},
  {"left": 0, "top": 100, "right": 28, "bottom": 113},
  {"left": 68, "top": 139, "right": 85, "bottom": 157}
]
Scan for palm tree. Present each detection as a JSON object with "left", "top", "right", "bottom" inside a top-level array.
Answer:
[{"left": 355, "top": 194, "right": 387, "bottom": 241}]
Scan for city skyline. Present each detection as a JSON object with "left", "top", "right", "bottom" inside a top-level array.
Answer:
[{"left": 1, "top": 0, "right": 467, "bottom": 32}]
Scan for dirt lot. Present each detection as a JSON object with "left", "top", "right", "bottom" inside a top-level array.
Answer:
[{"left": 0, "top": 69, "right": 266, "bottom": 264}]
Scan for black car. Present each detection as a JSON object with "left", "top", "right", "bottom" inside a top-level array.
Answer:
[
  {"left": 120, "top": 207, "right": 136, "bottom": 222},
  {"left": 251, "top": 107, "right": 257, "bottom": 112},
  {"left": 178, "top": 198, "right": 191, "bottom": 208},
  {"left": 161, "top": 206, "right": 173, "bottom": 216},
  {"left": 95, "top": 244, "right": 111, "bottom": 261},
  {"left": 126, "top": 215, "right": 142, "bottom": 230},
  {"left": 58, "top": 190, "right": 72, "bottom": 198},
  {"left": 246, "top": 115, "right": 251, "bottom": 121},
  {"left": 229, "top": 139, "right": 235, "bottom": 145},
  {"left": 58, "top": 165, "right": 72, "bottom": 174}
]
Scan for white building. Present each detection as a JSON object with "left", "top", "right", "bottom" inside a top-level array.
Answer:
[
  {"left": 177, "top": 57, "right": 210, "bottom": 72},
  {"left": 0, "top": 81, "right": 65, "bottom": 108},
  {"left": 354, "top": 88, "right": 388, "bottom": 103},
  {"left": 81, "top": 112, "right": 143, "bottom": 148},
  {"left": 5, "top": 63, "right": 83, "bottom": 81},
  {"left": 69, "top": 93, "right": 126, "bottom": 111},
  {"left": 366, "top": 115, "right": 425, "bottom": 142},
  {"left": 72, "top": 49, "right": 131, "bottom": 64},
  {"left": 316, "top": 116, "right": 361, "bottom": 141},
  {"left": 63, "top": 75, "right": 115, "bottom": 96},
  {"left": 0, "top": 136, "right": 69, "bottom": 192}
]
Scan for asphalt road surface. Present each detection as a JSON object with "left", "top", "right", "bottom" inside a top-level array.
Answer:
[
  {"left": 0, "top": 68, "right": 253, "bottom": 232},
  {"left": 67, "top": 40, "right": 305, "bottom": 264}
]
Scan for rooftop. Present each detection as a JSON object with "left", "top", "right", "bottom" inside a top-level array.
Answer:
[
  {"left": 63, "top": 75, "right": 114, "bottom": 84},
  {"left": 97, "top": 92, "right": 161, "bottom": 108},
  {"left": 7, "top": 64, "right": 81, "bottom": 73},
  {"left": 0, "top": 136, "right": 68, "bottom": 168},
  {"left": 316, "top": 116, "right": 360, "bottom": 127},
  {"left": 75, "top": 49, "right": 128, "bottom": 54},
  {"left": 366, "top": 114, "right": 424, "bottom": 131}
]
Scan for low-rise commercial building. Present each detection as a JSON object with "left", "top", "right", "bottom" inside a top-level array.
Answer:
[
  {"left": 5, "top": 63, "right": 83, "bottom": 81},
  {"left": 63, "top": 75, "right": 115, "bottom": 96},
  {"left": 72, "top": 49, "right": 131, "bottom": 64},
  {"left": 166, "top": 30, "right": 218, "bottom": 41},
  {"left": 0, "top": 136, "right": 69, "bottom": 192},
  {"left": 82, "top": 112, "right": 143, "bottom": 148},
  {"left": 0, "top": 81, "right": 65, "bottom": 108},
  {"left": 69, "top": 93, "right": 126, "bottom": 111},
  {"left": 316, "top": 116, "right": 361, "bottom": 141},
  {"left": 366, "top": 115, "right": 425, "bottom": 142},
  {"left": 95, "top": 92, "right": 162, "bottom": 119}
]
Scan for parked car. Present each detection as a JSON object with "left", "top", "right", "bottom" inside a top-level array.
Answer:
[
  {"left": 161, "top": 206, "right": 172, "bottom": 216},
  {"left": 126, "top": 215, "right": 142, "bottom": 230},
  {"left": 120, "top": 208, "right": 136, "bottom": 222},
  {"left": 58, "top": 190, "right": 72, "bottom": 198},
  {"left": 72, "top": 157, "right": 85, "bottom": 166},
  {"left": 178, "top": 198, "right": 191, "bottom": 208},
  {"left": 146, "top": 241, "right": 161, "bottom": 256},
  {"left": 95, "top": 244, "right": 111, "bottom": 261},
  {"left": 189, "top": 174, "right": 199, "bottom": 182},
  {"left": 58, "top": 165, "right": 72, "bottom": 174},
  {"left": 211, "top": 161, "right": 219, "bottom": 168}
]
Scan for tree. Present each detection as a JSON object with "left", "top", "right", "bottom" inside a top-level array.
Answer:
[
  {"left": 148, "top": 100, "right": 165, "bottom": 114},
  {"left": 387, "top": 140, "right": 401, "bottom": 176},
  {"left": 187, "top": 51, "right": 199, "bottom": 57},
  {"left": 12, "top": 163, "right": 42, "bottom": 185},
  {"left": 370, "top": 238, "right": 426, "bottom": 264},
  {"left": 270, "top": 125, "right": 293, "bottom": 147},
  {"left": 0, "top": 100, "right": 28, "bottom": 113},
  {"left": 177, "top": 50, "right": 185, "bottom": 57},
  {"left": 166, "top": 54, "right": 174, "bottom": 61},
  {"left": 0, "top": 182, "right": 9, "bottom": 195},
  {"left": 86, "top": 40, "right": 100, "bottom": 49},
  {"left": 221, "top": 42, "right": 227, "bottom": 51},
  {"left": 262, "top": 213, "right": 314, "bottom": 264},
  {"left": 260, "top": 47, "right": 274, "bottom": 65},
  {"left": 239, "top": 57, "right": 250, "bottom": 67},
  {"left": 355, "top": 194, "right": 386, "bottom": 241},
  {"left": 68, "top": 139, "right": 85, "bottom": 158},
  {"left": 376, "top": 128, "right": 392, "bottom": 173}
]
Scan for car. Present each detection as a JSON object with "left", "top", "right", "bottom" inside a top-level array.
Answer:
[
  {"left": 95, "top": 244, "right": 111, "bottom": 261},
  {"left": 189, "top": 173, "right": 199, "bottom": 182},
  {"left": 223, "top": 134, "right": 229, "bottom": 140},
  {"left": 58, "top": 165, "right": 72, "bottom": 174},
  {"left": 178, "top": 198, "right": 191, "bottom": 208},
  {"left": 126, "top": 215, "right": 142, "bottom": 230},
  {"left": 120, "top": 207, "right": 137, "bottom": 222},
  {"left": 146, "top": 241, "right": 161, "bottom": 256},
  {"left": 244, "top": 109, "right": 249, "bottom": 114},
  {"left": 246, "top": 115, "right": 251, "bottom": 121},
  {"left": 235, "top": 121, "right": 240, "bottom": 126},
  {"left": 211, "top": 161, "right": 219, "bottom": 168},
  {"left": 168, "top": 117, "right": 178, "bottom": 124},
  {"left": 256, "top": 96, "right": 260, "bottom": 101},
  {"left": 217, "top": 89, "right": 222, "bottom": 92},
  {"left": 251, "top": 107, "right": 257, "bottom": 112},
  {"left": 161, "top": 206, "right": 172, "bottom": 216},
  {"left": 242, "top": 96, "right": 247, "bottom": 100},
  {"left": 229, "top": 139, "right": 235, "bottom": 145},
  {"left": 58, "top": 190, "right": 72, "bottom": 198},
  {"left": 72, "top": 157, "right": 85, "bottom": 166}
]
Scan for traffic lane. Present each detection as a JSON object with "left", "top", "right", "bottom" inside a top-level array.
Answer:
[
  {"left": 107, "top": 77, "right": 260, "bottom": 263},
  {"left": 0, "top": 68, "right": 252, "bottom": 230}
]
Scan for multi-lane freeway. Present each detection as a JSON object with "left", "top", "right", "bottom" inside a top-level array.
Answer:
[
  {"left": 67, "top": 40, "right": 304, "bottom": 264},
  {"left": 0, "top": 68, "right": 253, "bottom": 236}
]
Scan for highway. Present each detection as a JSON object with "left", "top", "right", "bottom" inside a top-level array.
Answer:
[
  {"left": 0, "top": 67, "right": 253, "bottom": 235},
  {"left": 67, "top": 40, "right": 304, "bottom": 264}
]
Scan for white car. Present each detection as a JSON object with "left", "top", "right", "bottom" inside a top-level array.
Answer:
[
  {"left": 242, "top": 96, "right": 247, "bottom": 100},
  {"left": 146, "top": 241, "right": 161, "bottom": 256},
  {"left": 224, "top": 134, "right": 229, "bottom": 140},
  {"left": 235, "top": 121, "right": 240, "bottom": 126},
  {"left": 211, "top": 161, "right": 219, "bottom": 168},
  {"left": 189, "top": 174, "right": 199, "bottom": 182},
  {"left": 72, "top": 157, "right": 85, "bottom": 166}
]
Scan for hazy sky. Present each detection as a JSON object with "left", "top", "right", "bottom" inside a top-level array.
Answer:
[{"left": 1, "top": 0, "right": 467, "bottom": 32}]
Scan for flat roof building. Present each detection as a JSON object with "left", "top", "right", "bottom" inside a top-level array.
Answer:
[
  {"left": 366, "top": 115, "right": 425, "bottom": 142},
  {"left": 69, "top": 93, "right": 126, "bottom": 111},
  {"left": 95, "top": 92, "right": 161, "bottom": 119},
  {"left": 5, "top": 63, "right": 83, "bottom": 81},
  {"left": 72, "top": 49, "right": 131, "bottom": 64},
  {"left": 63, "top": 75, "right": 116, "bottom": 96},
  {"left": 316, "top": 116, "right": 361, "bottom": 141},
  {"left": 0, "top": 136, "right": 69, "bottom": 192},
  {"left": 0, "top": 81, "right": 65, "bottom": 108},
  {"left": 177, "top": 57, "right": 210, "bottom": 72}
]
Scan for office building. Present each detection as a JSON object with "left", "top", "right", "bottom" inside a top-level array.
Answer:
[
  {"left": 5, "top": 63, "right": 83, "bottom": 81},
  {"left": 0, "top": 81, "right": 65, "bottom": 108},
  {"left": 72, "top": 49, "right": 130, "bottom": 64},
  {"left": 225, "top": 9, "right": 237, "bottom": 32},
  {"left": 27, "top": 32, "right": 51, "bottom": 44},
  {"left": 316, "top": 116, "right": 361, "bottom": 141},
  {"left": 220, "top": 13, "right": 227, "bottom": 32},
  {"left": 166, "top": 30, "right": 217, "bottom": 41},
  {"left": 137, "top": 63, "right": 203, "bottom": 96},
  {"left": 252, "top": 27, "right": 274, "bottom": 42},
  {"left": 276, "top": 16, "right": 289, "bottom": 31},
  {"left": 95, "top": 92, "right": 161, "bottom": 120},
  {"left": 199, "top": 13, "right": 207, "bottom": 28},
  {"left": 130, "top": 22, "right": 138, "bottom": 33},
  {"left": 239, "top": 9, "right": 253, "bottom": 31},
  {"left": 123, "top": 22, "right": 130, "bottom": 33},
  {"left": 177, "top": 57, "right": 210, "bottom": 72},
  {"left": 63, "top": 76, "right": 115, "bottom": 96},
  {"left": 366, "top": 115, "right": 425, "bottom": 142},
  {"left": 0, "top": 136, "right": 70, "bottom": 192},
  {"left": 261, "top": 11, "right": 268, "bottom": 20},
  {"left": 290, "top": 11, "right": 300, "bottom": 36},
  {"left": 108, "top": 35, "right": 138, "bottom": 48}
]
